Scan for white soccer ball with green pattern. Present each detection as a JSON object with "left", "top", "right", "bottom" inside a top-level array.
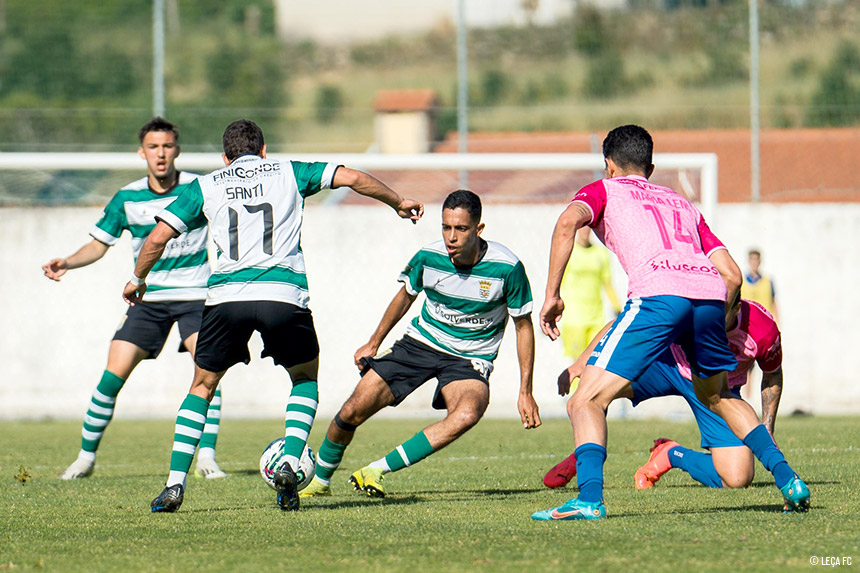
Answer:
[{"left": 259, "top": 438, "right": 315, "bottom": 491}]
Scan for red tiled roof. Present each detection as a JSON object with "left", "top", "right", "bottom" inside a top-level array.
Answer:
[
  {"left": 434, "top": 128, "right": 860, "bottom": 203},
  {"left": 373, "top": 89, "right": 438, "bottom": 112}
]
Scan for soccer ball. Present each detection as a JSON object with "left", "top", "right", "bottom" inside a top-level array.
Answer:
[{"left": 259, "top": 437, "right": 315, "bottom": 491}]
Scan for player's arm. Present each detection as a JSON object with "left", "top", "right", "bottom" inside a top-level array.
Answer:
[
  {"left": 540, "top": 201, "right": 591, "bottom": 340},
  {"left": 512, "top": 314, "right": 541, "bottom": 429},
  {"left": 353, "top": 286, "right": 417, "bottom": 370},
  {"left": 558, "top": 320, "right": 613, "bottom": 396},
  {"left": 121, "top": 221, "right": 179, "bottom": 305},
  {"left": 42, "top": 239, "right": 110, "bottom": 281},
  {"left": 760, "top": 366, "right": 783, "bottom": 435},
  {"left": 333, "top": 167, "right": 423, "bottom": 223},
  {"left": 708, "top": 248, "right": 742, "bottom": 308}
]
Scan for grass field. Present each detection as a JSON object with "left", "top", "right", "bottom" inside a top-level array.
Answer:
[{"left": 2, "top": 416, "right": 858, "bottom": 571}]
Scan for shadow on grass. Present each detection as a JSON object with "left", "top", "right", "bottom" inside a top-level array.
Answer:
[{"left": 606, "top": 503, "right": 815, "bottom": 518}]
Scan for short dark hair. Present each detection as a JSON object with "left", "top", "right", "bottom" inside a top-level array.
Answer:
[
  {"left": 443, "top": 189, "right": 482, "bottom": 223},
  {"left": 138, "top": 117, "right": 178, "bottom": 143},
  {"left": 602, "top": 124, "right": 653, "bottom": 172},
  {"left": 748, "top": 249, "right": 761, "bottom": 257},
  {"left": 222, "top": 119, "right": 265, "bottom": 161}
]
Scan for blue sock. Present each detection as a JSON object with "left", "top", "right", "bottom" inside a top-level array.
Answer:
[
  {"left": 574, "top": 443, "right": 607, "bottom": 503},
  {"left": 742, "top": 424, "right": 795, "bottom": 488},
  {"left": 668, "top": 446, "right": 723, "bottom": 488}
]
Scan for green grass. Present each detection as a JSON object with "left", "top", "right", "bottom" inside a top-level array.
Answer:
[{"left": 2, "top": 416, "right": 858, "bottom": 571}]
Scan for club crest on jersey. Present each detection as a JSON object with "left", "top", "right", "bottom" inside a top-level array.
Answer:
[{"left": 479, "top": 279, "right": 492, "bottom": 299}]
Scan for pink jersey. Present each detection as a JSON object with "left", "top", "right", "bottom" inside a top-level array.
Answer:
[
  {"left": 572, "top": 176, "right": 726, "bottom": 301},
  {"left": 671, "top": 300, "right": 782, "bottom": 388}
]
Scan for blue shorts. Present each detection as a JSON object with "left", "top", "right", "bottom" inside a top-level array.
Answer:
[
  {"left": 631, "top": 350, "right": 743, "bottom": 449},
  {"left": 587, "top": 295, "right": 737, "bottom": 382}
]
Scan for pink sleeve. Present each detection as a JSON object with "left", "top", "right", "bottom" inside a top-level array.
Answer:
[
  {"left": 697, "top": 215, "right": 726, "bottom": 257},
  {"left": 570, "top": 180, "right": 607, "bottom": 226},
  {"left": 748, "top": 301, "right": 783, "bottom": 372}
]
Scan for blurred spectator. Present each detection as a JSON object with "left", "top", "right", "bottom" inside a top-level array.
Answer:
[{"left": 742, "top": 249, "right": 779, "bottom": 323}]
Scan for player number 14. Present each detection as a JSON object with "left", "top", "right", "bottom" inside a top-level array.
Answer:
[{"left": 642, "top": 204, "right": 702, "bottom": 253}]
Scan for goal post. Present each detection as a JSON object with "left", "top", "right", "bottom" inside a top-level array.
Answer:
[{"left": 0, "top": 152, "right": 718, "bottom": 221}]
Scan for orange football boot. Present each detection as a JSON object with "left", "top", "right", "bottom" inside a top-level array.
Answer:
[{"left": 634, "top": 438, "right": 679, "bottom": 490}]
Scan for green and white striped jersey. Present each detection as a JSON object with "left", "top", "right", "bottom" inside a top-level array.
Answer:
[
  {"left": 90, "top": 172, "right": 209, "bottom": 302},
  {"left": 158, "top": 155, "right": 337, "bottom": 307},
  {"left": 400, "top": 239, "right": 533, "bottom": 365}
]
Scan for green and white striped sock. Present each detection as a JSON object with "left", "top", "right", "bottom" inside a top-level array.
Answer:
[
  {"left": 166, "top": 394, "right": 209, "bottom": 487},
  {"left": 314, "top": 436, "right": 348, "bottom": 485},
  {"left": 282, "top": 380, "right": 318, "bottom": 471},
  {"left": 80, "top": 371, "right": 126, "bottom": 454},
  {"left": 197, "top": 386, "right": 222, "bottom": 460},
  {"left": 375, "top": 431, "right": 435, "bottom": 473}
]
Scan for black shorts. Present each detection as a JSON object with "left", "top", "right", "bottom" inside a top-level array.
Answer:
[
  {"left": 194, "top": 301, "right": 320, "bottom": 373},
  {"left": 361, "top": 336, "right": 490, "bottom": 411},
  {"left": 113, "top": 300, "right": 203, "bottom": 359}
]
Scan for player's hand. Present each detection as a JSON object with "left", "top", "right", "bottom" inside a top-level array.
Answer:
[
  {"left": 539, "top": 296, "right": 565, "bottom": 340},
  {"left": 353, "top": 342, "right": 378, "bottom": 372},
  {"left": 42, "top": 258, "right": 69, "bottom": 281},
  {"left": 396, "top": 198, "right": 424, "bottom": 224},
  {"left": 517, "top": 393, "right": 541, "bottom": 429},
  {"left": 556, "top": 361, "right": 582, "bottom": 395},
  {"left": 122, "top": 281, "right": 146, "bottom": 306}
]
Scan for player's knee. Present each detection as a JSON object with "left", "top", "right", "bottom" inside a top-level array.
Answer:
[
  {"left": 337, "top": 402, "right": 367, "bottom": 427},
  {"left": 449, "top": 407, "right": 483, "bottom": 431},
  {"left": 716, "top": 462, "right": 754, "bottom": 488}
]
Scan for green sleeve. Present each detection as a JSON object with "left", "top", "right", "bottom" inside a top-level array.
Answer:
[
  {"left": 398, "top": 251, "right": 425, "bottom": 296},
  {"left": 93, "top": 192, "right": 129, "bottom": 241},
  {"left": 163, "top": 179, "right": 205, "bottom": 231},
  {"left": 291, "top": 161, "right": 333, "bottom": 198},
  {"left": 504, "top": 261, "right": 533, "bottom": 314}
]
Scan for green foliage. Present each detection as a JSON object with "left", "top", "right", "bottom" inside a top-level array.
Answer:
[
  {"left": 479, "top": 69, "right": 512, "bottom": 106},
  {"left": 0, "top": 417, "right": 858, "bottom": 570},
  {"left": 582, "top": 50, "right": 628, "bottom": 99},
  {"left": 805, "top": 41, "right": 860, "bottom": 127},
  {"left": 314, "top": 85, "right": 345, "bottom": 124},
  {"left": 572, "top": 5, "right": 609, "bottom": 57}
]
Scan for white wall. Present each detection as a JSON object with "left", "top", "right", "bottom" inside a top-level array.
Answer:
[{"left": 2, "top": 203, "right": 858, "bottom": 423}]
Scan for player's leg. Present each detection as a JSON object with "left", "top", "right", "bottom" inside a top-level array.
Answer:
[
  {"left": 151, "top": 302, "right": 252, "bottom": 512},
  {"left": 693, "top": 374, "right": 808, "bottom": 509},
  {"left": 534, "top": 296, "right": 688, "bottom": 520},
  {"left": 544, "top": 383, "right": 634, "bottom": 489},
  {"left": 355, "top": 378, "right": 490, "bottom": 497},
  {"left": 687, "top": 299, "right": 808, "bottom": 511},
  {"left": 257, "top": 302, "right": 323, "bottom": 511},
  {"left": 152, "top": 365, "right": 226, "bottom": 513},
  {"left": 710, "top": 446, "right": 755, "bottom": 488},
  {"left": 62, "top": 302, "right": 175, "bottom": 479},
  {"left": 303, "top": 369, "right": 395, "bottom": 497},
  {"left": 179, "top": 325, "right": 227, "bottom": 480},
  {"left": 60, "top": 340, "right": 149, "bottom": 479},
  {"left": 668, "top": 383, "right": 750, "bottom": 489}
]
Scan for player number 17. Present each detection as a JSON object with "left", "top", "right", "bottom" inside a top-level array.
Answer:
[{"left": 228, "top": 202, "right": 273, "bottom": 260}]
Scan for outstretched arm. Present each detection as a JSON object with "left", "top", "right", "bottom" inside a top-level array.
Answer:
[
  {"left": 353, "top": 286, "right": 417, "bottom": 370},
  {"left": 512, "top": 314, "right": 540, "bottom": 429},
  {"left": 760, "top": 367, "right": 783, "bottom": 436},
  {"left": 121, "top": 221, "right": 179, "bottom": 305},
  {"left": 540, "top": 202, "right": 591, "bottom": 340},
  {"left": 42, "top": 239, "right": 110, "bottom": 281},
  {"left": 333, "top": 167, "right": 423, "bottom": 223}
]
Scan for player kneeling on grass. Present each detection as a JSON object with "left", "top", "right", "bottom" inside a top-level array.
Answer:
[
  {"left": 301, "top": 190, "right": 541, "bottom": 499},
  {"left": 544, "top": 293, "right": 785, "bottom": 495}
]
